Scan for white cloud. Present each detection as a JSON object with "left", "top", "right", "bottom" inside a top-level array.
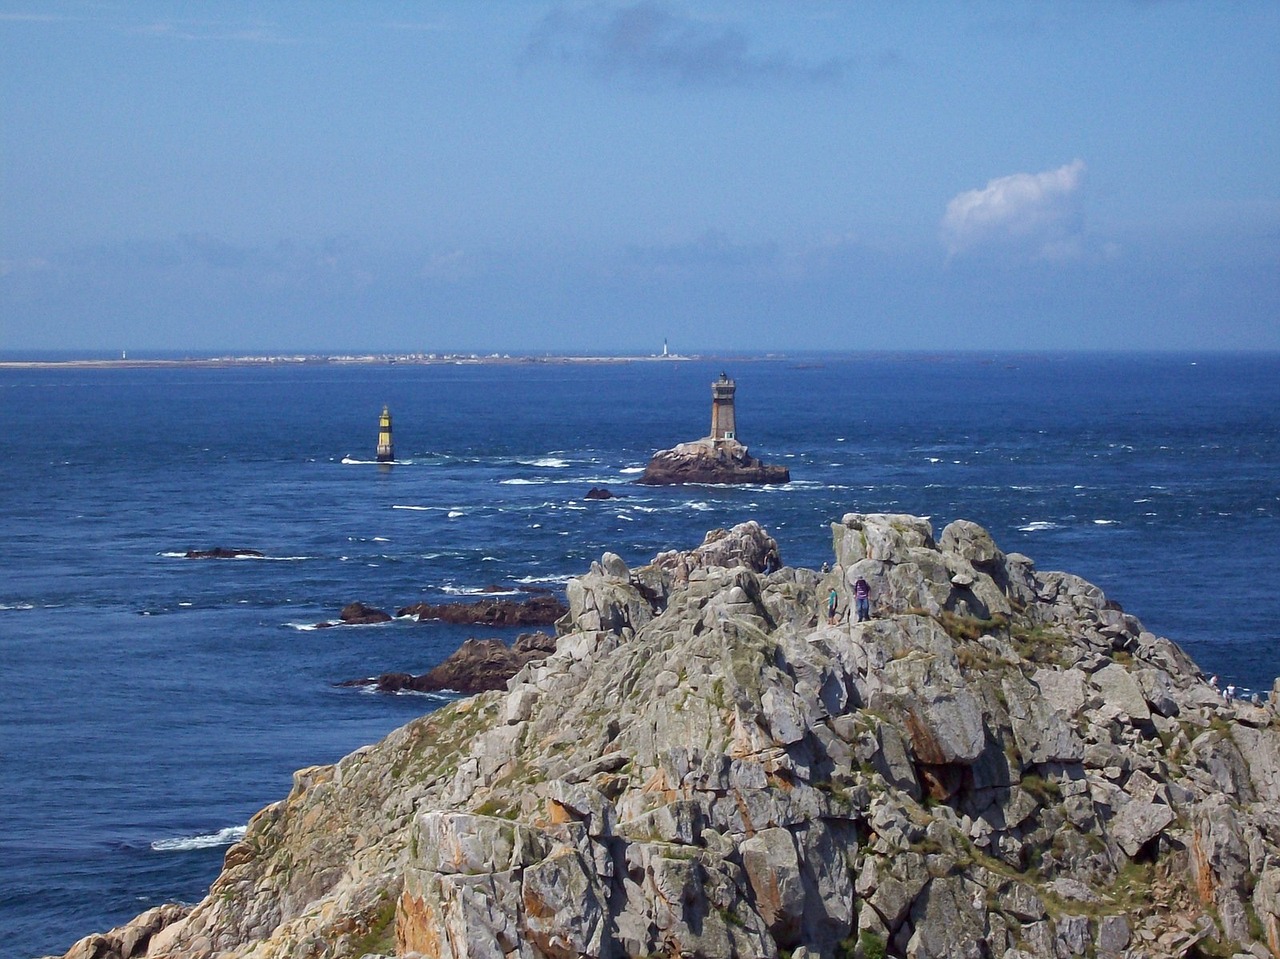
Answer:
[{"left": 941, "top": 159, "right": 1086, "bottom": 259}]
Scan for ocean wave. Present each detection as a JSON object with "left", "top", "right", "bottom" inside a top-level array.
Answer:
[
  {"left": 341, "top": 456, "right": 412, "bottom": 465},
  {"left": 447, "top": 510, "right": 466, "bottom": 518},
  {"left": 518, "top": 457, "right": 571, "bottom": 468},
  {"left": 619, "top": 466, "right": 645, "bottom": 474},
  {"left": 151, "top": 825, "right": 246, "bottom": 852},
  {"left": 1093, "top": 519, "right": 1119, "bottom": 525},
  {"left": 392, "top": 504, "right": 449, "bottom": 512},
  {"left": 514, "top": 574, "right": 574, "bottom": 586},
  {"left": 0, "top": 602, "right": 35, "bottom": 611},
  {"left": 1018, "top": 521, "right": 1060, "bottom": 532},
  {"left": 500, "top": 478, "right": 543, "bottom": 485},
  {"left": 439, "top": 585, "right": 521, "bottom": 597}
]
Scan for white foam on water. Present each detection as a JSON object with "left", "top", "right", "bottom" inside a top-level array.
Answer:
[
  {"left": 519, "top": 457, "right": 571, "bottom": 468},
  {"left": 392, "top": 504, "right": 447, "bottom": 512},
  {"left": 447, "top": 510, "right": 466, "bottom": 518},
  {"left": 0, "top": 602, "right": 35, "bottom": 611},
  {"left": 1018, "top": 521, "right": 1060, "bottom": 532},
  {"left": 619, "top": 466, "right": 645, "bottom": 474},
  {"left": 684, "top": 501, "right": 713, "bottom": 511},
  {"left": 500, "top": 478, "right": 542, "bottom": 485},
  {"left": 151, "top": 825, "right": 247, "bottom": 852},
  {"left": 515, "top": 574, "right": 573, "bottom": 586},
  {"left": 439, "top": 585, "right": 520, "bottom": 597},
  {"left": 1093, "top": 519, "right": 1118, "bottom": 525},
  {"left": 927, "top": 457, "right": 942, "bottom": 463}
]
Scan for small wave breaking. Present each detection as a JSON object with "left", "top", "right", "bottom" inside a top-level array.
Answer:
[{"left": 151, "top": 825, "right": 246, "bottom": 852}]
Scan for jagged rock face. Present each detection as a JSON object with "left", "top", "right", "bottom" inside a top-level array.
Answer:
[
  {"left": 56, "top": 516, "right": 1280, "bottom": 959},
  {"left": 636, "top": 438, "right": 790, "bottom": 486}
]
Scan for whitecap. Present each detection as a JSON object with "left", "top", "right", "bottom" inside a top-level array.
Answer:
[
  {"left": 373, "top": 536, "right": 389, "bottom": 542},
  {"left": 515, "top": 574, "right": 574, "bottom": 585},
  {"left": 152, "top": 825, "right": 247, "bottom": 852},
  {"left": 519, "top": 457, "right": 571, "bottom": 468},
  {"left": 1018, "top": 521, "right": 1059, "bottom": 532},
  {"left": 447, "top": 510, "right": 465, "bottom": 518},
  {"left": 0, "top": 602, "right": 34, "bottom": 611},
  {"left": 440, "top": 585, "right": 520, "bottom": 597},
  {"left": 500, "top": 478, "right": 542, "bottom": 485},
  {"left": 1093, "top": 519, "right": 1118, "bottom": 525},
  {"left": 619, "top": 466, "right": 644, "bottom": 474},
  {"left": 927, "top": 457, "right": 942, "bottom": 463}
]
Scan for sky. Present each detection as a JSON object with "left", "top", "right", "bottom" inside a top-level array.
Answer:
[{"left": 2, "top": 1, "right": 1277, "bottom": 354}]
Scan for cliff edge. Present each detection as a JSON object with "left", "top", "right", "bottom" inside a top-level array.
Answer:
[{"left": 54, "top": 515, "right": 1280, "bottom": 959}]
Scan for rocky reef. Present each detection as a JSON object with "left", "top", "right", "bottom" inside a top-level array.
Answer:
[
  {"left": 636, "top": 438, "right": 790, "bottom": 486},
  {"left": 54, "top": 515, "right": 1280, "bottom": 959}
]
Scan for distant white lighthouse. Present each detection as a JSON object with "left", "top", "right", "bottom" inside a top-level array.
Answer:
[{"left": 662, "top": 338, "right": 669, "bottom": 357}]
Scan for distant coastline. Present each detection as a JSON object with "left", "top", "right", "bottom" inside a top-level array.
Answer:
[{"left": 0, "top": 351, "right": 702, "bottom": 370}]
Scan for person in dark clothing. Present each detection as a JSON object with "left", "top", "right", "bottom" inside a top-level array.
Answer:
[{"left": 854, "top": 577, "right": 871, "bottom": 622}]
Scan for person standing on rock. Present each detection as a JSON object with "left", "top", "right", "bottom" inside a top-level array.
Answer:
[
  {"left": 854, "top": 576, "right": 872, "bottom": 622},
  {"left": 827, "top": 587, "right": 839, "bottom": 624}
]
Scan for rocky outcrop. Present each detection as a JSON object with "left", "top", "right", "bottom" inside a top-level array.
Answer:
[
  {"left": 397, "top": 594, "right": 566, "bottom": 627},
  {"left": 636, "top": 437, "right": 790, "bottom": 486},
  {"left": 340, "top": 633, "right": 558, "bottom": 695},
  {"left": 585, "top": 487, "right": 620, "bottom": 500},
  {"left": 53, "top": 515, "right": 1280, "bottom": 959},
  {"left": 183, "top": 547, "right": 264, "bottom": 559}
]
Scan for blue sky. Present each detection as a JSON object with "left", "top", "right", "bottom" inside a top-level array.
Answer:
[{"left": 2, "top": 1, "right": 1277, "bottom": 353}]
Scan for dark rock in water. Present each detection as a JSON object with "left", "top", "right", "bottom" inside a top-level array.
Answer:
[
  {"left": 585, "top": 487, "right": 619, "bottom": 499},
  {"left": 184, "top": 547, "right": 265, "bottom": 559},
  {"left": 636, "top": 437, "right": 790, "bottom": 486},
  {"left": 339, "top": 631, "right": 557, "bottom": 694},
  {"left": 396, "top": 594, "right": 565, "bottom": 626},
  {"left": 338, "top": 602, "right": 393, "bottom": 625}
]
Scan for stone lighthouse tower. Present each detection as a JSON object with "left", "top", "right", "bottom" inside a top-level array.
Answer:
[
  {"left": 710, "top": 373, "right": 737, "bottom": 444},
  {"left": 376, "top": 405, "right": 395, "bottom": 463}
]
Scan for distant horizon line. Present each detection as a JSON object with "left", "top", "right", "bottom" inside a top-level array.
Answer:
[{"left": 2, "top": 346, "right": 1277, "bottom": 370}]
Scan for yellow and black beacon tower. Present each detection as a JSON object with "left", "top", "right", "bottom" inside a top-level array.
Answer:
[
  {"left": 710, "top": 372, "right": 736, "bottom": 444},
  {"left": 376, "top": 405, "right": 395, "bottom": 463}
]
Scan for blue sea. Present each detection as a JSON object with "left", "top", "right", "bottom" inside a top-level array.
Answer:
[{"left": 1, "top": 352, "right": 1277, "bottom": 958}]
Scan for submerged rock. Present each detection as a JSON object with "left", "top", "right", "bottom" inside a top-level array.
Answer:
[
  {"left": 183, "top": 547, "right": 264, "bottom": 559},
  {"left": 636, "top": 437, "right": 790, "bottom": 486},
  {"left": 55, "top": 515, "right": 1280, "bottom": 959}
]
